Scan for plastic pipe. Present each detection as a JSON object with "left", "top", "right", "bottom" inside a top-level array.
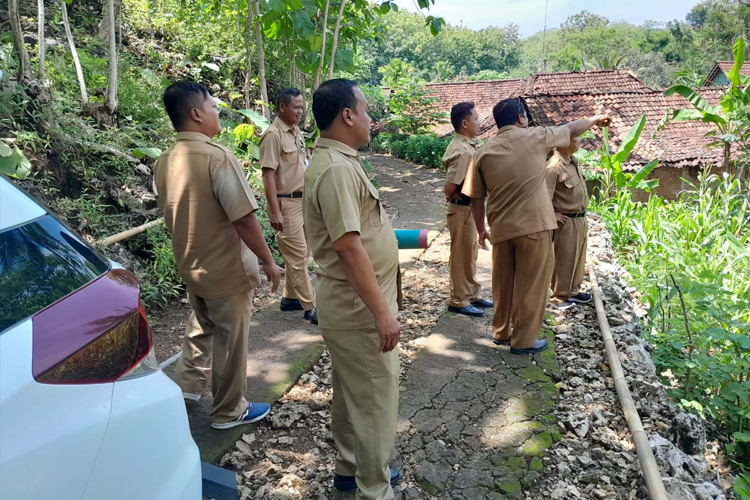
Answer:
[{"left": 395, "top": 229, "right": 430, "bottom": 249}]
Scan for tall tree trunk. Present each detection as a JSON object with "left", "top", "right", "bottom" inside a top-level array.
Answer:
[
  {"left": 244, "top": 0, "right": 253, "bottom": 109},
  {"left": 313, "top": 0, "right": 330, "bottom": 90},
  {"left": 37, "top": 0, "right": 45, "bottom": 82},
  {"left": 252, "top": 0, "right": 269, "bottom": 119},
  {"left": 62, "top": 0, "right": 88, "bottom": 104},
  {"left": 106, "top": 0, "right": 118, "bottom": 112},
  {"left": 327, "top": 0, "right": 346, "bottom": 80},
  {"left": 9, "top": 0, "right": 32, "bottom": 81}
]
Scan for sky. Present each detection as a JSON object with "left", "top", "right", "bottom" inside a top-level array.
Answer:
[{"left": 393, "top": 0, "right": 705, "bottom": 36}]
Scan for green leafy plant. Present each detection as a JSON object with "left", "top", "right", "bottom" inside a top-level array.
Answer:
[
  {"left": 600, "top": 114, "right": 660, "bottom": 193},
  {"left": 374, "top": 133, "right": 450, "bottom": 169},
  {"left": 593, "top": 172, "right": 750, "bottom": 464},
  {"left": 0, "top": 139, "right": 31, "bottom": 179},
  {"left": 660, "top": 37, "right": 750, "bottom": 181}
]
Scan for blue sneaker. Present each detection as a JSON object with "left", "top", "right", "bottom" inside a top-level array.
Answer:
[
  {"left": 280, "top": 297, "right": 304, "bottom": 311},
  {"left": 510, "top": 340, "right": 549, "bottom": 355},
  {"left": 333, "top": 468, "right": 402, "bottom": 491},
  {"left": 447, "top": 304, "right": 484, "bottom": 317},
  {"left": 471, "top": 298, "right": 494, "bottom": 308},
  {"left": 568, "top": 292, "right": 593, "bottom": 304},
  {"left": 556, "top": 300, "right": 576, "bottom": 311},
  {"left": 211, "top": 402, "right": 271, "bottom": 430}
]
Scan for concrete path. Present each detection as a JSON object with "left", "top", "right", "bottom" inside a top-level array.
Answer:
[
  {"left": 393, "top": 248, "right": 561, "bottom": 500},
  {"left": 370, "top": 154, "right": 447, "bottom": 268},
  {"left": 165, "top": 154, "right": 448, "bottom": 463}
]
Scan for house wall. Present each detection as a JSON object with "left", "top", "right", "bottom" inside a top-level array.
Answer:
[{"left": 631, "top": 165, "right": 717, "bottom": 202}]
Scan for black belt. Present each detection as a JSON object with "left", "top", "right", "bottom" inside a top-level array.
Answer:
[
  {"left": 562, "top": 210, "right": 587, "bottom": 218},
  {"left": 277, "top": 192, "right": 303, "bottom": 199},
  {"left": 449, "top": 199, "right": 471, "bottom": 206}
]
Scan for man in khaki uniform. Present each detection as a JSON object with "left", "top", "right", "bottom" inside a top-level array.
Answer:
[
  {"left": 304, "top": 79, "right": 401, "bottom": 500},
  {"left": 545, "top": 134, "right": 592, "bottom": 311},
  {"left": 260, "top": 88, "right": 317, "bottom": 325},
  {"left": 154, "top": 82, "right": 281, "bottom": 429},
  {"left": 463, "top": 97, "right": 610, "bottom": 354},
  {"left": 442, "top": 101, "right": 492, "bottom": 317}
]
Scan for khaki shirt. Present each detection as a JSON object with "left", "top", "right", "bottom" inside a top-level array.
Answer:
[
  {"left": 442, "top": 134, "right": 476, "bottom": 202},
  {"left": 545, "top": 152, "right": 589, "bottom": 214},
  {"left": 462, "top": 125, "right": 571, "bottom": 243},
  {"left": 153, "top": 131, "right": 261, "bottom": 300},
  {"left": 259, "top": 117, "right": 307, "bottom": 195},
  {"left": 303, "top": 138, "right": 399, "bottom": 331}
]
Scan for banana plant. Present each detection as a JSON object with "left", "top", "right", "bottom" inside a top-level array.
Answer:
[
  {"left": 659, "top": 37, "right": 750, "bottom": 178},
  {"left": 601, "top": 113, "right": 660, "bottom": 193}
]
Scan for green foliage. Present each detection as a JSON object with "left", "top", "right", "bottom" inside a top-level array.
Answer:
[
  {"left": 600, "top": 115, "right": 659, "bottom": 193},
  {"left": 594, "top": 172, "right": 750, "bottom": 463},
  {"left": 661, "top": 37, "right": 750, "bottom": 179},
  {"left": 136, "top": 225, "right": 185, "bottom": 308},
  {"left": 736, "top": 472, "right": 750, "bottom": 500},
  {"left": 373, "top": 132, "right": 450, "bottom": 169},
  {"left": 383, "top": 82, "right": 446, "bottom": 135},
  {"left": 360, "top": 9, "right": 521, "bottom": 84},
  {"left": 0, "top": 139, "right": 31, "bottom": 179}
]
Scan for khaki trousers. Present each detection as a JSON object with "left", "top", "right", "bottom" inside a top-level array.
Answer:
[
  {"left": 277, "top": 198, "right": 316, "bottom": 310},
  {"left": 491, "top": 230, "right": 554, "bottom": 350},
  {"left": 551, "top": 217, "right": 588, "bottom": 302},
  {"left": 447, "top": 203, "right": 481, "bottom": 308},
  {"left": 172, "top": 291, "right": 252, "bottom": 424},
  {"left": 321, "top": 326, "right": 400, "bottom": 500}
]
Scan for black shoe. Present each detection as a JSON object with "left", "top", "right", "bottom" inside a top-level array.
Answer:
[
  {"left": 304, "top": 308, "right": 318, "bottom": 325},
  {"left": 471, "top": 298, "right": 494, "bottom": 308},
  {"left": 447, "top": 304, "right": 484, "bottom": 317},
  {"left": 280, "top": 297, "right": 304, "bottom": 311},
  {"left": 510, "top": 339, "right": 549, "bottom": 355},
  {"left": 333, "top": 468, "right": 402, "bottom": 491},
  {"left": 492, "top": 337, "right": 511, "bottom": 346}
]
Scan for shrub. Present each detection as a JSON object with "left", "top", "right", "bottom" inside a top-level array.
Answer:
[
  {"left": 593, "top": 172, "right": 750, "bottom": 464},
  {"left": 376, "top": 133, "right": 451, "bottom": 169}
]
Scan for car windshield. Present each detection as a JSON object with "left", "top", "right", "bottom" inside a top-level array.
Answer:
[{"left": 0, "top": 215, "right": 110, "bottom": 332}]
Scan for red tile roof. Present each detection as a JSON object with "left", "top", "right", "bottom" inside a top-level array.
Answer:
[
  {"left": 510, "top": 69, "right": 651, "bottom": 97},
  {"left": 703, "top": 61, "right": 750, "bottom": 86},
  {"left": 421, "top": 79, "right": 524, "bottom": 136},
  {"left": 424, "top": 70, "right": 651, "bottom": 137},
  {"left": 513, "top": 88, "right": 725, "bottom": 170}
]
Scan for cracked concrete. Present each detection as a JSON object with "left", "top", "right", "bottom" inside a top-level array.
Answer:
[{"left": 392, "top": 245, "right": 561, "bottom": 500}]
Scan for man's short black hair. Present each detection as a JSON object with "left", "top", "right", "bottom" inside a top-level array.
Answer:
[
  {"left": 451, "top": 102, "right": 476, "bottom": 132},
  {"left": 277, "top": 87, "right": 302, "bottom": 109},
  {"left": 312, "top": 79, "right": 358, "bottom": 131},
  {"left": 162, "top": 81, "right": 210, "bottom": 130},
  {"left": 492, "top": 98, "right": 527, "bottom": 129}
]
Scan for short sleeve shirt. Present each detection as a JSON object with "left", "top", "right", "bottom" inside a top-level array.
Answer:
[
  {"left": 462, "top": 125, "right": 571, "bottom": 243},
  {"left": 153, "top": 131, "right": 261, "bottom": 299},
  {"left": 545, "top": 152, "right": 589, "bottom": 214},
  {"left": 303, "top": 138, "right": 399, "bottom": 331},
  {"left": 442, "top": 134, "right": 477, "bottom": 201},
  {"left": 259, "top": 117, "right": 307, "bottom": 195}
]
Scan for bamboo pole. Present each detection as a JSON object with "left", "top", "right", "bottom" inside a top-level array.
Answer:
[
  {"left": 97, "top": 218, "right": 164, "bottom": 247},
  {"left": 588, "top": 263, "right": 669, "bottom": 500}
]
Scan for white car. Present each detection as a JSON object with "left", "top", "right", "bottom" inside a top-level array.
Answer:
[{"left": 0, "top": 175, "right": 202, "bottom": 500}]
